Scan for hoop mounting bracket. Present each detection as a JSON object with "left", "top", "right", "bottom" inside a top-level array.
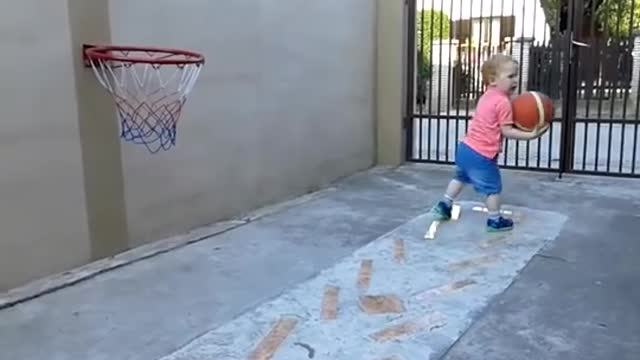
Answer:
[{"left": 82, "top": 44, "right": 99, "bottom": 68}]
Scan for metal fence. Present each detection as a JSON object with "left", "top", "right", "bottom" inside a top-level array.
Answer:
[{"left": 405, "top": 0, "right": 640, "bottom": 178}]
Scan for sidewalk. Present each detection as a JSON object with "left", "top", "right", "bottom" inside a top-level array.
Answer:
[{"left": 1, "top": 164, "right": 639, "bottom": 359}]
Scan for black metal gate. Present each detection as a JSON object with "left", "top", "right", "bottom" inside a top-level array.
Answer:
[{"left": 405, "top": 0, "right": 640, "bottom": 178}]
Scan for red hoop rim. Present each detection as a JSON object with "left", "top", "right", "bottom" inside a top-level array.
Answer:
[{"left": 84, "top": 44, "right": 205, "bottom": 65}]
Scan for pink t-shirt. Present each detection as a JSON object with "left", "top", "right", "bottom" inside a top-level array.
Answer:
[{"left": 463, "top": 87, "right": 514, "bottom": 159}]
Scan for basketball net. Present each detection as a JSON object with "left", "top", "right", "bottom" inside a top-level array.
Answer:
[{"left": 85, "top": 47, "right": 204, "bottom": 153}]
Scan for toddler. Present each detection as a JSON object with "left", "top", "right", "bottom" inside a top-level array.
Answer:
[{"left": 430, "top": 54, "right": 549, "bottom": 232}]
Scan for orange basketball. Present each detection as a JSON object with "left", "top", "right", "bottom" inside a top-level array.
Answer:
[{"left": 511, "top": 91, "right": 554, "bottom": 131}]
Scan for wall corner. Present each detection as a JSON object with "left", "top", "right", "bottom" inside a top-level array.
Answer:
[{"left": 375, "top": 0, "right": 408, "bottom": 167}]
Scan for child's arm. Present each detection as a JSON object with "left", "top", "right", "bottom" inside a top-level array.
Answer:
[
  {"left": 496, "top": 98, "right": 550, "bottom": 140},
  {"left": 501, "top": 123, "right": 550, "bottom": 140}
]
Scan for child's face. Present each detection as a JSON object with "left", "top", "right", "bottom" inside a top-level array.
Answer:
[{"left": 492, "top": 61, "right": 519, "bottom": 95}]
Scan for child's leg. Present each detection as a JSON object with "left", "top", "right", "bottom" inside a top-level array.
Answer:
[
  {"left": 442, "top": 178, "right": 465, "bottom": 206},
  {"left": 483, "top": 176, "right": 513, "bottom": 231},
  {"left": 444, "top": 142, "right": 474, "bottom": 204},
  {"left": 431, "top": 160, "right": 468, "bottom": 220},
  {"left": 485, "top": 192, "right": 513, "bottom": 232},
  {"left": 431, "top": 178, "right": 464, "bottom": 220},
  {"left": 486, "top": 193, "right": 501, "bottom": 218},
  {"left": 456, "top": 143, "right": 513, "bottom": 231}
]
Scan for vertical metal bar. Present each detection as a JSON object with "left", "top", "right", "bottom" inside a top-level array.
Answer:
[
  {"left": 573, "top": 0, "right": 585, "bottom": 171},
  {"left": 497, "top": 0, "right": 505, "bottom": 166},
  {"left": 560, "top": 0, "right": 575, "bottom": 173},
  {"left": 514, "top": 0, "right": 526, "bottom": 168},
  {"left": 484, "top": 0, "right": 495, "bottom": 165},
  {"left": 446, "top": 0, "right": 454, "bottom": 162},
  {"left": 476, "top": 0, "right": 484, "bottom": 99},
  {"left": 503, "top": 0, "right": 516, "bottom": 167},
  {"left": 582, "top": 0, "right": 597, "bottom": 171},
  {"left": 436, "top": 0, "right": 444, "bottom": 161},
  {"left": 537, "top": 39, "right": 543, "bottom": 168},
  {"left": 465, "top": 0, "right": 473, "bottom": 135},
  {"left": 559, "top": 0, "right": 577, "bottom": 176},
  {"left": 549, "top": 0, "right": 563, "bottom": 170},
  {"left": 548, "top": 117, "right": 554, "bottom": 168},
  {"left": 571, "top": 0, "right": 585, "bottom": 171},
  {"left": 621, "top": 0, "right": 635, "bottom": 122},
  {"left": 405, "top": 0, "right": 417, "bottom": 161},
  {"left": 487, "top": 0, "right": 494, "bottom": 67},
  {"left": 419, "top": 0, "right": 426, "bottom": 160},
  {"left": 595, "top": 5, "right": 612, "bottom": 171},
  {"left": 584, "top": 3, "right": 593, "bottom": 120},
  {"left": 499, "top": 0, "right": 505, "bottom": 51},
  {"left": 427, "top": 0, "right": 435, "bottom": 160},
  {"left": 594, "top": 36, "right": 603, "bottom": 170},
  {"left": 581, "top": 120, "right": 589, "bottom": 170},
  {"left": 455, "top": 0, "right": 464, "bottom": 159},
  {"left": 606, "top": 1, "right": 624, "bottom": 173},
  {"left": 633, "top": 72, "right": 639, "bottom": 173},
  {"left": 525, "top": 0, "right": 538, "bottom": 168},
  {"left": 488, "top": 0, "right": 494, "bottom": 53},
  {"left": 475, "top": 0, "right": 485, "bottom": 133},
  {"left": 619, "top": 44, "right": 628, "bottom": 173},
  {"left": 579, "top": 0, "right": 595, "bottom": 170},
  {"left": 633, "top": 3, "right": 640, "bottom": 174},
  {"left": 536, "top": 2, "right": 549, "bottom": 169},
  {"left": 619, "top": 0, "right": 635, "bottom": 173}
]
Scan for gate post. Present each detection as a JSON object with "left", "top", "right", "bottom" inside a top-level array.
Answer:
[
  {"left": 558, "top": 0, "right": 583, "bottom": 177},
  {"left": 559, "top": 45, "right": 579, "bottom": 177},
  {"left": 376, "top": 0, "right": 408, "bottom": 166}
]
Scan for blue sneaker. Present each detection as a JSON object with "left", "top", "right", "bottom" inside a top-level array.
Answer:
[
  {"left": 486, "top": 216, "right": 514, "bottom": 232},
  {"left": 430, "top": 201, "right": 452, "bottom": 221}
]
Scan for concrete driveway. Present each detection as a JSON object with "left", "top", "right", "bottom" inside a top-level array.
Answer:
[{"left": 1, "top": 164, "right": 639, "bottom": 359}]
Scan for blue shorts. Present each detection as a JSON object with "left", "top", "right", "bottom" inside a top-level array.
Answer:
[{"left": 454, "top": 142, "right": 502, "bottom": 195}]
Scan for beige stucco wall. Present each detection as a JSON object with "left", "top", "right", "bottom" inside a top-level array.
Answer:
[
  {"left": 0, "top": 0, "right": 406, "bottom": 292},
  {"left": 108, "top": 0, "right": 379, "bottom": 244},
  {"left": 0, "top": 0, "right": 92, "bottom": 290}
]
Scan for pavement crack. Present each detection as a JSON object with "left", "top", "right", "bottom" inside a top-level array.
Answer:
[
  {"left": 287, "top": 296, "right": 312, "bottom": 319},
  {"left": 535, "top": 253, "right": 569, "bottom": 263},
  {"left": 294, "top": 342, "right": 315, "bottom": 358}
]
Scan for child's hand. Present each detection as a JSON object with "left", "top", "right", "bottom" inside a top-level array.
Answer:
[
  {"left": 502, "top": 123, "right": 549, "bottom": 140},
  {"left": 532, "top": 123, "right": 550, "bottom": 139}
]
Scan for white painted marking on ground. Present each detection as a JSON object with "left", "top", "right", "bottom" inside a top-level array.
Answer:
[
  {"left": 158, "top": 201, "right": 567, "bottom": 360},
  {"left": 424, "top": 204, "right": 460, "bottom": 240},
  {"left": 471, "top": 206, "right": 513, "bottom": 215},
  {"left": 451, "top": 204, "right": 461, "bottom": 220},
  {"left": 424, "top": 220, "right": 440, "bottom": 240}
]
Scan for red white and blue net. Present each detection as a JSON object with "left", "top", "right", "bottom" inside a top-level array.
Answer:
[{"left": 85, "top": 46, "right": 204, "bottom": 153}]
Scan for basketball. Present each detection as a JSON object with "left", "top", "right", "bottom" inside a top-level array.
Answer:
[{"left": 511, "top": 91, "right": 554, "bottom": 131}]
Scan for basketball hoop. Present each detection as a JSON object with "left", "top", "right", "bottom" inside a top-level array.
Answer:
[{"left": 83, "top": 44, "right": 205, "bottom": 153}]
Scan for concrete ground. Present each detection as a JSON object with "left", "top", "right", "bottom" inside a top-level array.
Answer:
[{"left": 1, "top": 163, "right": 639, "bottom": 359}]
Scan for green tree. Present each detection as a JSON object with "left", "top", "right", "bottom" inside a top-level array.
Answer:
[
  {"left": 540, "top": 0, "right": 640, "bottom": 37},
  {"left": 416, "top": 10, "right": 451, "bottom": 80},
  {"left": 595, "top": 0, "right": 640, "bottom": 37}
]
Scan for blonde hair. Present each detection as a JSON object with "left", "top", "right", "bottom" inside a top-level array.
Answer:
[{"left": 481, "top": 54, "right": 517, "bottom": 85}]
